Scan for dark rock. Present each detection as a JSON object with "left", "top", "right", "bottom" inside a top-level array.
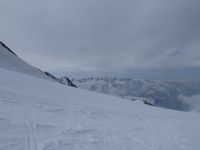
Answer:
[
  {"left": 0, "top": 41, "right": 18, "bottom": 56},
  {"left": 60, "top": 77, "right": 77, "bottom": 88}
]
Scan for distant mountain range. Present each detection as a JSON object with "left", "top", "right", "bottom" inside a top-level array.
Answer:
[{"left": 73, "top": 77, "right": 200, "bottom": 111}]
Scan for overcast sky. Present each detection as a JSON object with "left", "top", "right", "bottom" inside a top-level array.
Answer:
[{"left": 0, "top": 0, "right": 200, "bottom": 79}]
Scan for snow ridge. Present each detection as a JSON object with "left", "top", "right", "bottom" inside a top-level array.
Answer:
[
  {"left": 0, "top": 41, "right": 76, "bottom": 87},
  {"left": 0, "top": 41, "right": 17, "bottom": 56}
]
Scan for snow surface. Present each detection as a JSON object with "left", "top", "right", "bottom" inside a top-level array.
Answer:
[{"left": 1, "top": 68, "right": 200, "bottom": 150}]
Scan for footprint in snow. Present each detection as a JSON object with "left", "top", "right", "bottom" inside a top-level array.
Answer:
[
  {"left": 48, "top": 108, "right": 67, "bottom": 114},
  {"left": 86, "top": 112, "right": 110, "bottom": 119},
  {"left": 43, "top": 141, "right": 57, "bottom": 150}
]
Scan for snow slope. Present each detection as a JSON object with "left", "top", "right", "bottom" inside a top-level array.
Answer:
[
  {"left": 0, "top": 41, "right": 76, "bottom": 87},
  {"left": 1, "top": 68, "right": 200, "bottom": 150},
  {"left": 0, "top": 41, "right": 51, "bottom": 80},
  {"left": 73, "top": 77, "right": 200, "bottom": 111}
]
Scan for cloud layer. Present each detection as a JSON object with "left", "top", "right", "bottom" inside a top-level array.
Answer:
[
  {"left": 0, "top": 0, "right": 200, "bottom": 78},
  {"left": 180, "top": 95, "right": 200, "bottom": 112}
]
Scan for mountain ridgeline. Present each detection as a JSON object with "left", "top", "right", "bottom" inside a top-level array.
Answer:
[
  {"left": 0, "top": 41, "right": 76, "bottom": 87},
  {"left": 73, "top": 77, "right": 200, "bottom": 111}
]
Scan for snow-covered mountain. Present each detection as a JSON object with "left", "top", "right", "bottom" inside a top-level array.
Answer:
[
  {"left": 0, "top": 41, "right": 76, "bottom": 87},
  {"left": 1, "top": 42, "right": 200, "bottom": 149},
  {"left": 73, "top": 77, "right": 200, "bottom": 111},
  {"left": 1, "top": 61, "right": 200, "bottom": 150}
]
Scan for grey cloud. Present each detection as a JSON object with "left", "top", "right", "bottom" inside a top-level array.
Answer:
[{"left": 0, "top": 0, "right": 200, "bottom": 79}]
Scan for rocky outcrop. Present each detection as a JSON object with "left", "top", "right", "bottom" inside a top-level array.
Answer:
[{"left": 60, "top": 77, "right": 77, "bottom": 87}]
